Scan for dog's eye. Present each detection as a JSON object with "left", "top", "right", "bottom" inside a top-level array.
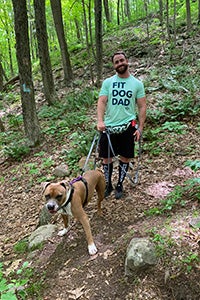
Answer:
[
  {"left": 45, "top": 194, "right": 51, "bottom": 201},
  {"left": 56, "top": 195, "right": 62, "bottom": 201}
]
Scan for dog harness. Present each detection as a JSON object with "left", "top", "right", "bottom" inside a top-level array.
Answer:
[
  {"left": 56, "top": 176, "right": 88, "bottom": 214},
  {"left": 70, "top": 176, "right": 88, "bottom": 207}
]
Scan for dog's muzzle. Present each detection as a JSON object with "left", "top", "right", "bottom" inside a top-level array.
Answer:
[{"left": 46, "top": 202, "right": 57, "bottom": 213}]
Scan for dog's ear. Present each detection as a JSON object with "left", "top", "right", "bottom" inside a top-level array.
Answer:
[
  {"left": 41, "top": 182, "right": 51, "bottom": 193},
  {"left": 60, "top": 181, "right": 67, "bottom": 189}
]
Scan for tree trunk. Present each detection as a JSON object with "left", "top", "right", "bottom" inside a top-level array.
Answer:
[
  {"left": 0, "top": 60, "right": 3, "bottom": 91},
  {"left": 124, "top": 0, "right": 131, "bottom": 20},
  {"left": 0, "top": 118, "right": 5, "bottom": 132},
  {"left": 159, "top": 0, "right": 163, "bottom": 26},
  {"left": 88, "top": 0, "right": 96, "bottom": 59},
  {"left": 94, "top": 0, "right": 103, "bottom": 87},
  {"left": 117, "top": 0, "right": 120, "bottom": 25},
  {"left": 34, "top": 0, "right": 58, "bottom": 105},
  {"left": 144, "top": 0, "right": 149, "bottom": 40},
  {"left": 50, "top": 0, "right": 73, "bottom": 84},
  {"left": 166, "top": 0, "right": 170, "bottom": 41},
  {"left": 185, "top": 0, "right": 192, "bottom": 30},
  {"left": 0, "top": 7, "right": 14, "bottom": 76},
  {"left": 74, "top": 17, "right": 82, "bottom": 42},
  {"left": 27, "top": 0, "right": 37, "bottom": 60},
  {"left": 11, "top": 0, "right": 42, "bottom": 146},
  {"left": 82, "top": 0, "right": 94, "bottom": 84},
  {"left": 103, "top": 0, "right": 111, "bottom": 22},
  {"left": 198, "top": 0, "right": 200, "bottom": 24},
  {"left": 173, "top": 0, "right": 177, "bottom": 44}
]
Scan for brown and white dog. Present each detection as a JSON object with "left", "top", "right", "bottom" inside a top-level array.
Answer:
[{"left": 42, "top": 169, "right": 106, "bottom": 255}]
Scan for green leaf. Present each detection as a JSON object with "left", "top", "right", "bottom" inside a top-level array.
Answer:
[
  {"left": 1, "top": 292, "right": 17, "bottom": 300},
  {"left": 0, "top": 278, "right": 8, "bottom": 292}
]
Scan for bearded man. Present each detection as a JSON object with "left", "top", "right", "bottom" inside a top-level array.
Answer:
[{"left": 97, "top": 51, "right": 146, "bottom": 199}]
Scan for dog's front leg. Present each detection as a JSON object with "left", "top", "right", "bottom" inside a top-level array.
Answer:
[
  {"left": 58, "top": 214, "right": 70, "bottom": 236},
  {"left": 78, "top": 211, "right": 97, "bottom": 255}
]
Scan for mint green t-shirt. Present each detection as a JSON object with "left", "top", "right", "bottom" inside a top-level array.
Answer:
[{"left": 99, "top": 74, "right": 145, "bottom": 127}]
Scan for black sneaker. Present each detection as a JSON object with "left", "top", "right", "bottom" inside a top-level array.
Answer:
[
  {"left": 104, "top": 184, "right": 113, "bottom": 198},
  {"left": 115, "top": 183, "right": 123, "bottom": 199}
]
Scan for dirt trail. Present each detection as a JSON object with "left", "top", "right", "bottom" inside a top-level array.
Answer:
[{"left": 1, "top": 124, "right": 200, "bottom": 299}]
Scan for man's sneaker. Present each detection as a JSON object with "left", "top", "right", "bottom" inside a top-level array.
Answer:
[
  {"left": 104, "top": 184, "right": 113, "bottom": 198},
  {"left": 115, "top": 183, "right": 123, "bottom": 199}
]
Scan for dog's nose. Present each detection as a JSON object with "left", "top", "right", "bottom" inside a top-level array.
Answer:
[{"left": 47, "top": 203, "right": 55, "bottom": 211}]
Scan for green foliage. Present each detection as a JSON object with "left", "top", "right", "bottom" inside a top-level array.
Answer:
[
  {"left": 26, "top": 163, "right": 40, "bottom": 175},
  {"left": 3, "top": 141, "right": 30, "bottom": 161},
  {"left": 146, "top": 185, "right": 185, "bottom": 216},
  {"left": 62, "top": 127, "right": 97, "bottom": 174},
  {"left": 41, "top": 157, "right": 54, "bottom": 168},
  {"left": 0, "top": 262, "right": 30, "bottom": 300},
  {"left": 13, "top": 240, "right": 29, "bottom": 254},
  {"left": 0, "top": 131, "right": 21, "bottom": 148},
  {"left": 8, "top": 115, "right": 23, "bottom": 129},
  {"left": 143, "top": 121, "right": 188, "bottom": 156},
  {"left": 1, "top": 87, "right": 97, "bottom": 163},
  {"left": 39, "top": 88, "right": 97, "bottom": 142},
  {"left": 146, "top": 64, "right": 200, "bottom": 125},
  {"left": 148, "top": 227, "right": 174, "bottom": 257},
  {"left": 181, "top": 252, "right": 199, "bottom": 273},
  {"left": 0, "top": 261, "right": 44, "bottom": 300},
  {"left": 149, "top": 227, "right": 199, "bottom": 272},
  {"left": 148, "top": 94, "right": 199, "bottom": 124},
  {"left": 161, "top": 121, "right": 187, "bottom": 134},
  {"left": 185, "top": 160, "right": 200, "bottom": 172},
  {"left": 146, "top": 158, "right": 200, "bottom": 216}
]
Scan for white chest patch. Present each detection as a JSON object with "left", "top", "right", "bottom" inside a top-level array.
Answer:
[{"left": 57, "top": 188, "right": 73, "bottom": 216}]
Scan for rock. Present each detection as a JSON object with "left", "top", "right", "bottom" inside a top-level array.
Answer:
[
  {"left": 37, "top": 205, "right": 52, "bottom": 227},
  {"left": 53, "top": 164, "right": 69, "bottom": 177},
  {"left": 28, "top": 224, "right": 57, "bottom": 249},
  {"left": 125, "top": 237, "right": 157, "bottom": 276},
  {"left": 189, "top": 217, "right": 200, "bottom": 229}
]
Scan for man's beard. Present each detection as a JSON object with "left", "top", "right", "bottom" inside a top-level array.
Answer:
[{"left": 115, "top": 64, "right": 128, "bottom": 74}]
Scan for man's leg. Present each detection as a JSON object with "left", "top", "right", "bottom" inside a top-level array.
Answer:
[
  {"left": 99, "top": 132, "right": 115, "bottom": 198},
  {"left": 115, "top": 125, "right": 135, "bottom": 199},
  {"left": 115, "top": 157, "right": 130, "bottom": 199},
  {"left": 103, "top": 160, "right": 113, "bottom": 197}
]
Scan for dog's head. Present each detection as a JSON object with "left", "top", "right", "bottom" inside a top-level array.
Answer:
[{"left": 42, "top": 181, "right": 67, "bottom": 214}]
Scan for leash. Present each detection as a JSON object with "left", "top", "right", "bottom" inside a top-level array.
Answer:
[
  {"left": 81, "top": 132, "right": 100, "bottom": 174},
  {"left": 104, "top": 128, "right": 142, "bottom": 186}
]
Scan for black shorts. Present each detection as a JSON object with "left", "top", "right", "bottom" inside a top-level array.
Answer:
[{"left": 99, "top": 124, "right": 136, "bottom": 159}]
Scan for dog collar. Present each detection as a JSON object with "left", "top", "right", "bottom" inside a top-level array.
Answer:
[
  {"left": 56, "top": 186, "right": 74, "bottom": 213},
  {"left": 57, "top": 176, "right": 88, "bottom": 214}
]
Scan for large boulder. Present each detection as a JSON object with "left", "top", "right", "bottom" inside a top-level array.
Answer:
[
  {"left": 28, "top": 224, "right": 57, "bottom": 249},
  {"left": 125, "top": 237, "right": 157, "bottom": 276}
]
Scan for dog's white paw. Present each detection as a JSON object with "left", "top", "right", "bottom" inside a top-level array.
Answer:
[
  {"left": 88, "top": 243, "right": 98, "bottom": 255},
  {"left": 58, "top": 228, "right": 69, "bottom": 236}
]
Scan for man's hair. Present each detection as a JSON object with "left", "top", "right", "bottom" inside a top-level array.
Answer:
[{"left": 111, "top": 51, "right": 127, "bottom": 62}]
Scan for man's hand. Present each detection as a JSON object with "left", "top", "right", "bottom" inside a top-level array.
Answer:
[
  {"left": 134, "top": 128, "right": 142, "bottom": 141},
  {"left": 97, "top": 121, "right": 106, "bottom": 132}
]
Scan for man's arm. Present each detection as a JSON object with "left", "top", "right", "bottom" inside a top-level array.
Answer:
[
  {"left": 137, "top": 96, "right": 146, "bottom": 131},
  {"left": 97, "top": 95, "right": 108, "bottom": 131},
  {"left": 134, "top": 96, "right": 146, "bottom": 141}
]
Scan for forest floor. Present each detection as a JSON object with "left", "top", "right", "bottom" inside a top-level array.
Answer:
[{"left": 1, "top": 28, "right": 200, "bottom": 299}]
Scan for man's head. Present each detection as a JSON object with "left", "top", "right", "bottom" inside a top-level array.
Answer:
[{"left": 111, "top": 51, "right": 129, "bottom": 75}]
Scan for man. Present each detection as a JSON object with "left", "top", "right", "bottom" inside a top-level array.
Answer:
[{"left": 97, "top": 51, "right": 146, "bottom": 199}]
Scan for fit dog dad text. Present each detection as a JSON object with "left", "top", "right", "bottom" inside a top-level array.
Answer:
[{"left": 112, "top": 82, "right": 132, "bottom": 106}]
